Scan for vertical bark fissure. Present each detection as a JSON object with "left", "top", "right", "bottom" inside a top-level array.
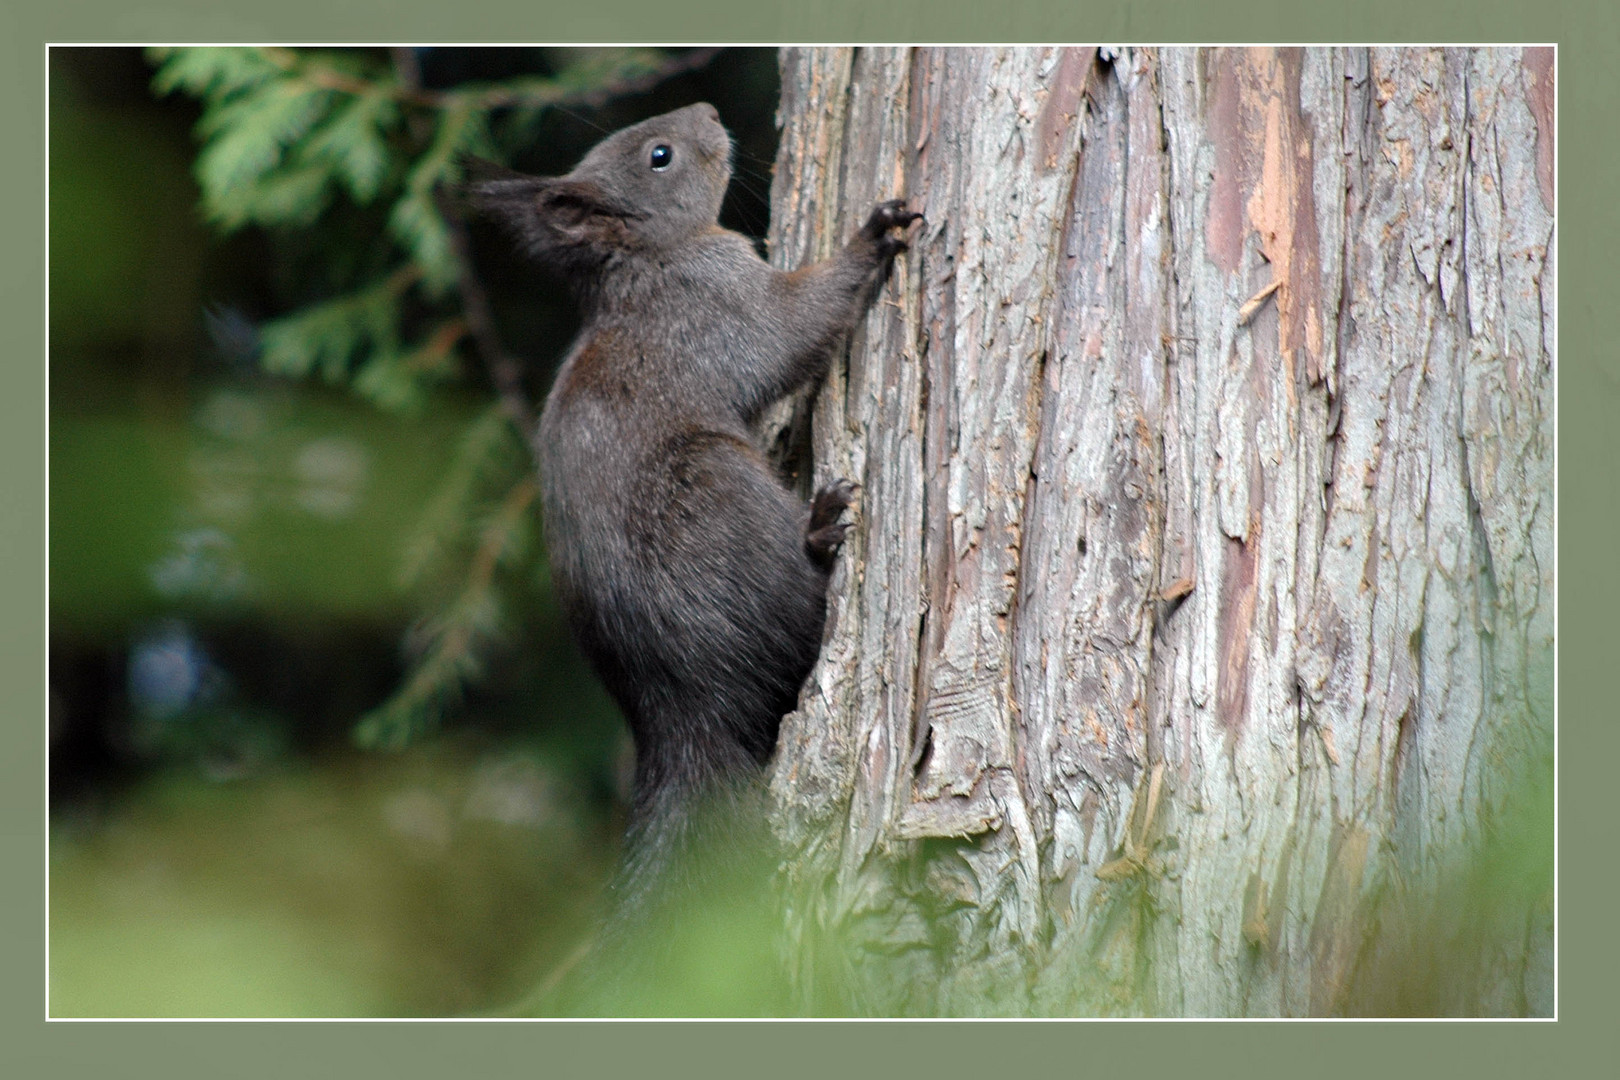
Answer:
[
  {"left": 1452, "top": 55, "right": 1496, "bottom": 823},
  {"left": 1143, "top": 50, "right": 1175, "bottom": 773},
  {"left": 904, "top": 46, "right": 945, "bottom": 786},
  {"left": 1142, "top": 57, "right": 1198, "bottom": 1016},
  {"left": 1324, "top": 48, "right": 1372, "bottom": 531},
  {"left": 904, "top": 47, "right": 934, "bottom": 778}
]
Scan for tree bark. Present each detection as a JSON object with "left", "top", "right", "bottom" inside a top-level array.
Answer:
[{"left": 764, "top": 46, "right": 1553, "bottom": 1018}]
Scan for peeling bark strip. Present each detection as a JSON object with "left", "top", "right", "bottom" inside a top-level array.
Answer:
[
  {"left": 1205, "top": 49, "right": 1328, "bottom": 383},
  {"left": 768, "top": 46, "right": 1553, "bottom": 1018}
]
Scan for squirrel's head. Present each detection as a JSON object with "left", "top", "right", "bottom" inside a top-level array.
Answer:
[{"left": 464, "top": 103, "right": 733, "bottom": 265}]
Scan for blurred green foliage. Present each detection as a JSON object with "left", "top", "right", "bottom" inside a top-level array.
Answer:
[
  {"left": 50, "top": 382, "right": 487, "bottom": 630},
  {"left": 50, "top": 737, "right": 613, "bottom": 1017},
  {"left": 49, "top": 85, "right": 203, "bottom": 350},
  {"left": 49, "top": 46, "right": 780, "bottom": 1017}
]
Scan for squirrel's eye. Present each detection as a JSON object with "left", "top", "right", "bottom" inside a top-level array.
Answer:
[{"left": 649, "top": 144, "right": 674, "bottom": 171}]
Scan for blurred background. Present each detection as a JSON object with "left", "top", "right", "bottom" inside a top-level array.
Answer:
[{"left": 48, "top": 45, "right": 781, "bottom": 1017}]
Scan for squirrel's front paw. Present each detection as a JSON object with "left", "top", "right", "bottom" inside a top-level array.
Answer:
[{"left": 861, "top": 200, "right": 925, "bottom": 258}]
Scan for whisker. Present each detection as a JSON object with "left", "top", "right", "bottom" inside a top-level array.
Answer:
[
  {"left": 731, "top": 145, "right": 778, "bottom": 169},
  {"left": 729, "top": 172, "right": 771, "bottom": 204},
  {"left": 733, "top": 162, "right": 776, "bottom": 187},
  {"left": 550, "top": 104, "right": 611, "bottom": 137}
]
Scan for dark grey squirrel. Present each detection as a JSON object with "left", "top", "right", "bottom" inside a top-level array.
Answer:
[{"left": 465, "top": 102, "right": 919, "bottom": 1008}]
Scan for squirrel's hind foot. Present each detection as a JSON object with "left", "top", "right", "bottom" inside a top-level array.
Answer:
[{"left": 806, "top": 479, "right": 859, "bottom": 566}]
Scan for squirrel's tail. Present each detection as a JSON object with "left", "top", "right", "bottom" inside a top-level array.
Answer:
[{"left": 557, "top": 732, "right": 787, "bottom": 1015}]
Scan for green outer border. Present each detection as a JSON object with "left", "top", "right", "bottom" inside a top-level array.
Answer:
[{"left": 14, "top": 1, "right": 1612, "bottom": 1076}]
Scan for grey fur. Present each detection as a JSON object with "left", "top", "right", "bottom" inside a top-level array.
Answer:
[{"left": 467, "top": 103, "right": 918, "bottom": 1002}]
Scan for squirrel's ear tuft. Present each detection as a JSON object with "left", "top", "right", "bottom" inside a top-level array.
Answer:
[
  {"left": 455, "top": 156, "right": 547, "bottom": 220},
  {"left": 456, "top": 153, "right": 526, "bottom": 184}
]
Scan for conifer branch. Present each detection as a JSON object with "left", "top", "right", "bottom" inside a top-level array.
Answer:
[{"left": 261, "top": 46, "right": 722, "bottom": 115}]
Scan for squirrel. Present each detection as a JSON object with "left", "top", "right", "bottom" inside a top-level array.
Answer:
[{"left": 466, "top": 102, "right": 920, "bottom": 1009}]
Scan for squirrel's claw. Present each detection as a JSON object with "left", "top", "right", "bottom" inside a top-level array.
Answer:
[
  {"left": 806, "top": 479, "right": 859, "bottom": 565},
  {"left": 861, "top": 199, "right": 925, "bottom": 242}
]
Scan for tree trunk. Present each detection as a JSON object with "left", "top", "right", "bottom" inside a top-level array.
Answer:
[{"left": 764, "top": 46, "right": 1554, "bottom": 1018}]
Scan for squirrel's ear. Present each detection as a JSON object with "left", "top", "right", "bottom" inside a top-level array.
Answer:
[
  {"left": 529, "top": 179, "right": 627, "bottom": 243},
  {"left": 460, "top": 164, "right": 627, "bottom": 252},
  {"left": 456, "top": 156, "right": 548, "bottom": 221}
]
